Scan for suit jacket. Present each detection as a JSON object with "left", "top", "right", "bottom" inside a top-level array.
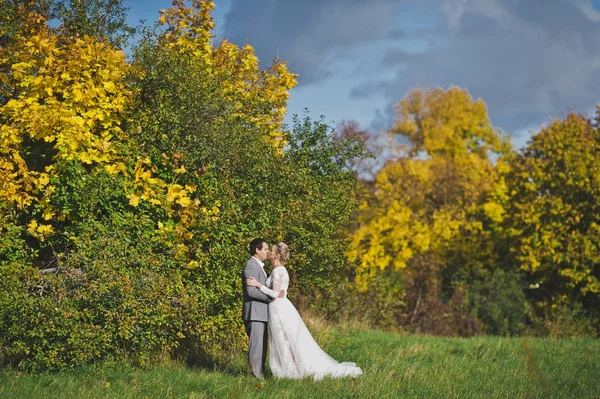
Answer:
[{"left": 242, "top": 257, "right": 272, "bottom": 322}]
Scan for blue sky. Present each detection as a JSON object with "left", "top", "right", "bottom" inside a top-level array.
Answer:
[{"left": 125, "top": 0, "right": 600, "bottom": 150}]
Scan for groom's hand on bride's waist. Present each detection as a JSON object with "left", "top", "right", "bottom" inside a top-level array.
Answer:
[{"left": 278, "top": 291, "right": 285, "bottom": 298}]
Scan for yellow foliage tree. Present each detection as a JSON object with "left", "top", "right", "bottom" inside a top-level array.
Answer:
[
  {"left": 507, "top": 112, "right": 600, "bottom": 296},
  {"left": 350, "top": 87, "right": 512, "bottom": 292},
  {"left": 1, "top": 0, "right": 297, "bottom": 243},
  {"left": 0, "top": 9, "right": 132, "bottom": 240},
  {"left": 157, "top": 0, "right": 297, "bottom": 149},
  {"left": 110, "top": 0, "right": 299, "bottom": 244}
]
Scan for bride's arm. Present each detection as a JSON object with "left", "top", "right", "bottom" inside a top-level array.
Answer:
[
  {"left": 247, "top": 271, "right": 286, "bottom": 298},
  {"left": 258, "top": 282, "right": 279, "bottom": 298},
  {"left": 259, "top": 269, "right": 287, "bottom": 298}
]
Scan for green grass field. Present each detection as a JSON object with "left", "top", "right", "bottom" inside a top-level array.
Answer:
[{"left": 1, "top": 327, "right": 598, "bottom": 399}]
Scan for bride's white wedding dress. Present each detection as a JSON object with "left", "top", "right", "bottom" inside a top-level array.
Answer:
[{"left": 259, "top": 266, "right": 363, "bottom": 380}]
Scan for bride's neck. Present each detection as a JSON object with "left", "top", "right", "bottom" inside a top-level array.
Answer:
[{"left": 273, "top": 261, "right": 284, "bottom": 267}]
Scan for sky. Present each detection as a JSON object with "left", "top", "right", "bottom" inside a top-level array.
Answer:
[{"left": 125, "top": 0, "right": 600, "bottom": 150}]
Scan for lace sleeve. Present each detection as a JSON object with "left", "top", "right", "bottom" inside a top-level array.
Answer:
[{"left": 259, "top": 268, "right": 288, "bottom": 298}]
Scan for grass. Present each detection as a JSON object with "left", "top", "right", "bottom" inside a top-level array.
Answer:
[{"left": 0, "top": 327, "right": 599, "bottom": 399}]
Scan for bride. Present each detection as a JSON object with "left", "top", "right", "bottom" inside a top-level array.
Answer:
[{"left": 246, "top": 242, "right": 363, "bottom": 380}]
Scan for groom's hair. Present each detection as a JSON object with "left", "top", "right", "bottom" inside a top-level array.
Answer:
[{"left": 249, "top": 238, "right": 267, "bottom": 256}]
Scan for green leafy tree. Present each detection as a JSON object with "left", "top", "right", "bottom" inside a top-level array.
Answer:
[
  {"left": 506, "top": 111, "right": 600, "bottom": 334},
  {"left": 52, "top": 0, "right": 135, "bottom": 48}
]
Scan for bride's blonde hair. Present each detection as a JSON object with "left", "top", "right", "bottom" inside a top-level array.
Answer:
[{"left": 272, "top": 242, "right": 290, "bottom": 264}]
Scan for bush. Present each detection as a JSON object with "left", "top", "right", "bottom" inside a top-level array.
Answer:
[
  {"left": 0, "top": 214, "right": 190, "bottom": 371},
  {"left": 463, "top": 267, "right": 526, "bottom": 335},
  {"left": 525, "top": 296, "right": 598, "bottom": 338},
  {"left": 0, "top": 207, "right": 36, "bottom": 267}
]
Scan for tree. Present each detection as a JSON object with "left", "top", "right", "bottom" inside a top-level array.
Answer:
[
  {"left": 156, "top": 0, "right": 297, "bottom": 150},
  {"left": 348, "top": 87, "right": 523, "bottom": 334},
  {"left": 0, "top": 9, "right": 132, "bottom": 245},
  {"left": 52, "top": 0, "right": 135, "bottom": 48},
  {"left": 506, "top": 111, "right": 600, "bottom": 332},
  {"left": 0, "top": 0, "right": 52, "bottom": 49},
  {"left": 0, "top": 0, "right": 134, "bottom": 50}
]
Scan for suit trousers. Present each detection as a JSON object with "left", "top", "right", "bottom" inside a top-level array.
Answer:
[{"left": 244, "top": 320, "right": 268, "bottom": 378}]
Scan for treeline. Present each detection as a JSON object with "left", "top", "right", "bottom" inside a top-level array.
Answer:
[
  {"left": 335, "top": 89, "right": 600, "bottom": 339},
  {"left": 0, "top": 0, "right": 598, "bottom": 373}
]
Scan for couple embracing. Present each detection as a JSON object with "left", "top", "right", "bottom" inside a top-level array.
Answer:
[{"left": 241, "top": 238, "right": 363, "bottom": 380}]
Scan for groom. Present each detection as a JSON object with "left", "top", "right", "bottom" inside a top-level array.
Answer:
[{"left": 242, "top": 238, "right": 283, "bottom": 379}]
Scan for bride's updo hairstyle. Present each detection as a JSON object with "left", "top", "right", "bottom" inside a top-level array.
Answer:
[{"left": 273, "top": 242, "right": 290, "bottom": 265}]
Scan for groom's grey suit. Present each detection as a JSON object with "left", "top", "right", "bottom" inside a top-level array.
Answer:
[{"left": 242, "top": 257, "right": 272, "bottom": 379}]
